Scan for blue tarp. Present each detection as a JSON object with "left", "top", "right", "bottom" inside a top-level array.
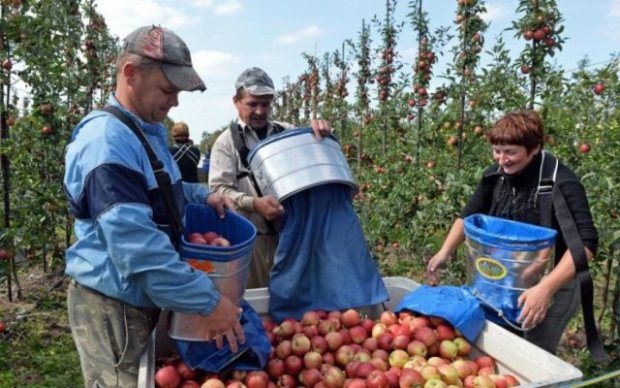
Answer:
[
  {"left": 395, "top": 285, "right": 487, "bottom": 343},
  {"left": 268, "top": 183, "right": 389, "bottom": 322}
]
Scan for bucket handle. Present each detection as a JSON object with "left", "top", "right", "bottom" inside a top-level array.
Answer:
[{"left": 470, "top": 288, "right": 532, "bottom": 332}]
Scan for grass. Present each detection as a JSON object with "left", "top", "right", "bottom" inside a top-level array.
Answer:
[{"left": 0, "top": 263, "right": 82, "bottom": 388}]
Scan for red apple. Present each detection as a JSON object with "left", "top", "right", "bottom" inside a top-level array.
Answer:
[
  {"left": 503, "top": 374, "right": 520, "bottom": 387},
  {"left": 387, "top": 349, "right": 409, "bottom": 368},
  {"left": 474, "top": 355, "right": 496, "bottom": 371},
  {"left": 452, "top": 359, "right": 472, "bottom": 379},
  {"left": 438, "top": 340, "right": 458, "bottom": 360},
  {"left": 302, "top": 310, "right": 321, "bottom": 326},
  {"left": 323, "top": 365, "right": 346, "bottom": 388},
  {"left": 211, "top": 237, "right": 231, "bottom": 247},
  {"left": 275, "top": 320, "right": 296, "bottom": 338},
  {"left": 406, "top": 340, "right": 427, "bottom": 358},
  {"left": 311, "top": 335, "right": 329, "bottom": 354},
  {"left": 266, "top": 358, "right": 285, "bottom": 379},
  {"left": 176, "top": 361, "right": 196, "bottom": 380},
  {"left": 244, "top": 371, "right": 269, "bottom": 388},
  {"left": 594, "top": 82, "right": 605, "bottom": 95},
  {"left": 203, "top": 231, "right": 219, "bottom": 244},
  {"left": 414, "top": 326, "right": 437, "bottom": 347},
  {"left": 366, "top": 370, "right": 389, "bottom": 388},
  {"left": 303, "top": 351, "right": 323, "bottom": 370},
  {"left": 390, "top": 334, "right": 410, "bottom": 350},
  {"left": 322, "top": 351, "right": 335, "bottom": 365},
  {"left": 362, "top": 337, "right": 378, "bottom": 352},
  {"left": 155, "top": 365, "right": 181, "bottom": 388},
  {"left": 335, "top": 344, "right": 355, "bottom": 366},
  {"left": 453, "top": 337, "right": 472, "bottom": 356},
  {"left": 202, "top": 378, "right": 226, "bottom": 388},
  {"left": 326, "top": 331, "right": 345, "bottom": 351},
  {"left": 275, "top": 340, "right": 292, "bottom": 360},
  {"left": 291, "top": 333, "right": 311, "bottom": 356},
  {"left": 350, "top": 326, "right": 368, "bottom": 344},
  {"left": 1, "top": 59, "right": 12, "bottom": 71},
  {"left": 355, "top": 362, "right": 377, "bottom": 379},
  {"left": 371, "top": 323, "right": 387, "bottom": 339},
  {"left": 473, "top": 375, "right": 496, "bottom": 388},
  {"left": 300, "top": 368, "right": 322, "bottom": 388},
  {"left": 283, "top": 355, "right": 303, "bottom": 376},
  {"left": 276, "top": 375, "right": 296, "bottom": 388},
  {"left": 399, "top": 368, "right": 424, "bottom": 387},
  {"left": 341, "top": 309, "right": 362, "bottom": 328}
]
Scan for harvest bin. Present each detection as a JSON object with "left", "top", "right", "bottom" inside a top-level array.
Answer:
[{"left": 137, "top": 277, "right": 582, "bottom": 388}]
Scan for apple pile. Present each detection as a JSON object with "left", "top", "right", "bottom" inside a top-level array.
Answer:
[
  {"left": 154, "top": 308, "right": 520, "bottom": 388},
  {"left": 187, "top": 231, "right": 231, "bottom": 247}
]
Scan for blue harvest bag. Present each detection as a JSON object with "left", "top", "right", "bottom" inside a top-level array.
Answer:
[
  {"left": 268, "top": 183, "right": 389, "bottom": 322},
  {"left": 174, "top": 300, "right": 271, "bottom": 373},
  {"left": 463, "top": 214, "right": 557, "bottom": 326}
]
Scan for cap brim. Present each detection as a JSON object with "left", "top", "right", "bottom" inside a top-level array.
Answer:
[
  {"left": 160, "top": 63, "right": 206, "bottom": 92},
  {"left": 245, "top": 85, "right": 275, "bottom": 96}
]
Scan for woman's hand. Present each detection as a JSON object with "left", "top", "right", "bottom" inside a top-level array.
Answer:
[
  {"left": 426, "top": 252, "right": 450, "bottom": 285},
  {"left": 206, "top": 193, "right": 236, "bottom": 218},
  {"left": 517, "top": 282, "right": 553, "bottom": 329}
]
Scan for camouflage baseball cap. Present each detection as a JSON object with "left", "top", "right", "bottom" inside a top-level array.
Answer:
[
  {"left": 235, "top": 67, "right": 275, "bottom": 96},
  {"left": 122, "top": 25, "right": 206, "bottom": 92}
]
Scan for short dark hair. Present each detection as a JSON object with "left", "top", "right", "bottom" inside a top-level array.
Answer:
[
  {"left": 486, "top": 111, "right": 545, "bottom": 152},
  {"left": 115, "top": 52, "right": 159, "bottom": 74}
]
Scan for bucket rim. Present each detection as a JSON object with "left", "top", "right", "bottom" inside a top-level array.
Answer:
[
  {"left": 247, "top": 127, "right": 337, "bottom": 163},
  {"left": 463, "top": 214, "right": 557, "bottom": 250}
]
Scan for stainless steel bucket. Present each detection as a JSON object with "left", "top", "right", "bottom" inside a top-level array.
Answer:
[
  {"left": 248, "top": 129, "right": 358, "bottom": 201},
  {"left": 463, "top": 214, "right": 557, "bottom": 325},
  {"left": 168, "top": 251, "right": 251, "bottom": 342},
  {"left": 168, "top": 204, "right": 256, "bottom": 342}
]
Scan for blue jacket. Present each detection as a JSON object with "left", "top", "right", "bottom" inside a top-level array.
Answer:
[{"left": 63, "top": 96, "right": 220, "bottom": 315}]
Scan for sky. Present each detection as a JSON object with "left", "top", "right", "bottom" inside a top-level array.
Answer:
[{"left": 96, "top": 0, "right": 620, "bottom": 142}]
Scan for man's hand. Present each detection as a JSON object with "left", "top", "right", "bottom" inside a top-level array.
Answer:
[
  {"left": 206, "top": 193, "right": 236, "bottom": 218},
  {"left": 202, "top": 295, "right": 246, "bottom": 352},
  {"left": 310, "top": 119, "right": 333, "bottom": 139},
  {"left": 254, "top": 195, "right": 284, "bottom": 220}
]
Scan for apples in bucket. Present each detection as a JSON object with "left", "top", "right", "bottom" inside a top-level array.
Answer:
[{"left": 187, "top": 231, "right": 231, "bottom": 247}]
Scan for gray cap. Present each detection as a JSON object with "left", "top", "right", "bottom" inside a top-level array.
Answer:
[
  {"left": 122, "top": 25, "right": 206, "bottom": 92},
  {"left": 235, "top": 67, "right": 275, "bottom": 96}
]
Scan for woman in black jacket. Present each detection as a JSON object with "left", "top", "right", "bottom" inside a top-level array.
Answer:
[{"left": 427, "top": 111, "right": 597, "bottom": 354}]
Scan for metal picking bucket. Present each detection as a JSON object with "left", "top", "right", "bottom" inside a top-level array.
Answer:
[
  {"left": 463, "top": 214, "right": 557, "bottom": 327},
  {"left": 169, "top": 204, "right": 256, "bottom": 341},
  {"left": 247, "top": 128, "right": 358, "bottom": 201}
]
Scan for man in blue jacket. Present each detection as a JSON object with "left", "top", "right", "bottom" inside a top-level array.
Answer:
[{"left": 63, "top": 25, "right": 244, "bottom": 388}]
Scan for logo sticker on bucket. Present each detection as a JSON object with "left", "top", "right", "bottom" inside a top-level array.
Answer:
[
  {"left": 475, "top": 257, "right": 507, "bottom": 280},
  {"left": 187, "top": 259, "right": 216, "bottom": 273}
]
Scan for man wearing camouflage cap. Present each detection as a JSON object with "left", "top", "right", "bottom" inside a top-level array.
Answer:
[
  {"left": 64, "top": 26, "right": 244, "bottom": 387},
  {"left": 209, "top": 67, "right": 333, "bottom": 289}
]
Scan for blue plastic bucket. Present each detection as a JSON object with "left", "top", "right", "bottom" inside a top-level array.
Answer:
[
  {"left": 463, "top": 214, "right": 557, "bottom": 326},
  {"left": 170, "top": 204, "right": 257, "bottom": 341}
]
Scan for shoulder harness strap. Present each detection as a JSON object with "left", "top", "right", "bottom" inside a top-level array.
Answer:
[
  {"left": 536, "top": 151, "right": 558, "bottom": 228},
  {"left": 102, "top": 106, "right": 184, "bottom": 249}
]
